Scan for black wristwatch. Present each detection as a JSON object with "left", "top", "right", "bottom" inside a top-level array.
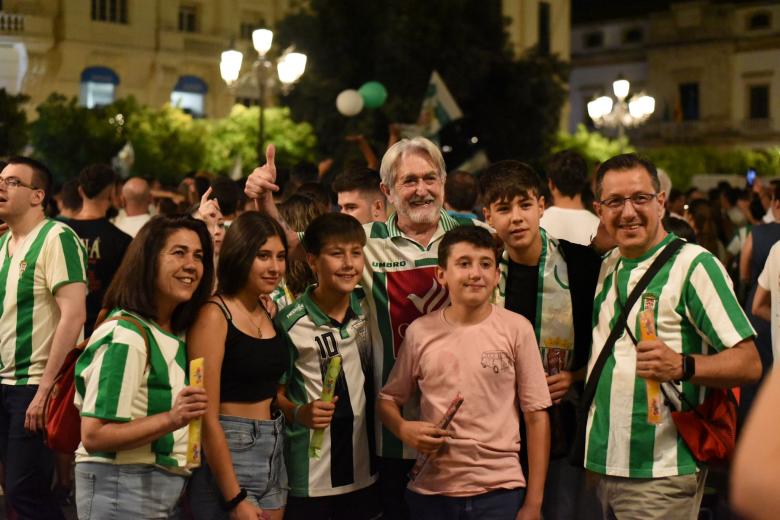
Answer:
[
  {"left": 222, "top": 488, "right": 248, "bottom": 511},
  {"left": 677, "top": 355, "right": 695, "bottom": 382}
]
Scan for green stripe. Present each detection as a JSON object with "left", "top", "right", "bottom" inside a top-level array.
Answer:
[
  {"left": 283, "top": 345, "right": 311, "bottom": 496},
  {"left": 533, "top": 229, "right": 548, "bottom": 342},
  {"left": 58, "top": 228, "right": 86, "bottom": 283},
  {"left": 414, "top": 258, "right": 438, "bottom": 267},
  {"left": 369, "top": 222, "right": 390, "bottom": 239},
  {"left": 14, "top": 220, "right": 55, "bottom": 382},
  {"left": 0, "top": 237, "right": 12, "bottom": 371},
  {"left": 372, "top": 271, "right": 403, "bottom": 458},
  {"left": 94, "top": 342, "right": 130, "bottom": 419},
  {"left": 147, "top": 337, "right": 175, "bottom": 459}
]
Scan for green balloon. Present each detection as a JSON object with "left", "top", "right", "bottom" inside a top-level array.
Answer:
[{"left": 358, "top": 81, "right": 388, "bottom": 109}]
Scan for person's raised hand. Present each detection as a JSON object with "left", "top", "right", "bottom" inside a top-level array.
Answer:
[{"left": 245, "top": 144, "right": 279, "bottom": 201}]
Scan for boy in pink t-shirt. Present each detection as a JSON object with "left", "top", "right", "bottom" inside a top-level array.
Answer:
[{"left": 378, "top": 226, "right": 552, "bottom": 520}]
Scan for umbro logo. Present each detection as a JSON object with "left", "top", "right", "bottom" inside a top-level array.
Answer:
[{"left": 372, "top": 261, "right": 407, "bottom": 268}]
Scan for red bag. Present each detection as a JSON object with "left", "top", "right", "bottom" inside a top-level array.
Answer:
[
  {"left": 43, "top": 315, "right": 149, "bottom": 453},
  {"left": 664, "top": 385, "right": 738, "bottom": 465}
]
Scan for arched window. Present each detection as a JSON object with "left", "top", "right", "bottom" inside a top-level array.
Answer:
[
  {"left": 79, "top": 66, "right": 119, "bottom": 108},
  {"left": 171, "top": 75, "right": 208, "bottom": 117}
]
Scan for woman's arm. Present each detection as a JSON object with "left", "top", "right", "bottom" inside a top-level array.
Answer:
[{"left": 81, "top": 386, "right": 206, "bottom": 452}]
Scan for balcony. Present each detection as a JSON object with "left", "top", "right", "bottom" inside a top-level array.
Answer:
[{"left": 0, "top": 12, "right": 54, "bottom": 52}]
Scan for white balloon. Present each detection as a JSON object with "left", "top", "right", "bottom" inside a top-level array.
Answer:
[{"left": 336, "top": 89, "right": 364, "bottom": 116}]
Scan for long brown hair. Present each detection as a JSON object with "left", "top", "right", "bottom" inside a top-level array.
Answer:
[{"left": 102, "top": 215, "right": 214, "bottom": 333}]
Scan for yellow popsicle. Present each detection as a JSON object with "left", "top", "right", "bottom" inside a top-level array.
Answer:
[
  {"left": 639, "top": 305, "right": 663, "bottom": 425},
  {"left": 187, "top": 357, "right": 204, "bottom": 467}
]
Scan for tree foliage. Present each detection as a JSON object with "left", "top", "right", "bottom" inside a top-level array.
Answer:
[
  {"left": 275, "top": 0, "right": 568, "bottom": 165},
  {"left": 0, "top": 88, "right": 30, "bottom": 157}
]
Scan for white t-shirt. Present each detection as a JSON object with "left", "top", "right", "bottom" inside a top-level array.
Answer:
[
  {"left": 112, "top": 213, "right": 151, "bottom": 238},
  {"left": 758, "top": 242, "right": 780, "bottom": 361},
  {"left": 539, "top": 206, "right": 600, "bottom": 246}
]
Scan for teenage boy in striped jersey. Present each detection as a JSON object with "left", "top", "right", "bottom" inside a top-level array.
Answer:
[
  {"left": 586, "top": 153, "right": 761, "bottom": 519},
  {"left": 0, "top": 157, "right": 87, "bottom": 519},
  {"left": 277, "top": 213, "right": 380, "bottom": 519},
  {"left": 479, "top": 160, "right": 602, "bottom": 520}
]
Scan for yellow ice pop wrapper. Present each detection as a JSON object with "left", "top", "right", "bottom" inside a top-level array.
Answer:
[
  {"left": 187, "top": 357, "right": 204, "bottom": 467},
  {"left": 309, "top": 356, "right": 342, "bottom": 459},
  {"left": 639, "top": 295, "right": 663, "bottom": 425}
]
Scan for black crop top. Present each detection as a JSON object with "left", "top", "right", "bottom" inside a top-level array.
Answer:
[{"left": 206, "top": 296, "right": 288, "bottom": 403}]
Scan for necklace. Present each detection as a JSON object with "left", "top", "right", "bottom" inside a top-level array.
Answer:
[{"left": 236, "top": 300, "right": 265, "bottom": 338}]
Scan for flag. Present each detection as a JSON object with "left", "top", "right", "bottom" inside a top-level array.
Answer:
[{"left": 416, "top": 70, "right": 463, "bottom": 140}]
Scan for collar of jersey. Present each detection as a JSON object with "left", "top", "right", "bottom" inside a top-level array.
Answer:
[
  {"left": 300, "top": 285, "right": 364, "bottom": 327},
  {"left": 385, "top": 208, "right": 458, "bottom": 239},
  {"left": 619, "top": 232, "right": 677, "bottom": 267}
]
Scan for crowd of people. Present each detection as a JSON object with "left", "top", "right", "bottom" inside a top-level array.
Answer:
[{"left": 0, "top": 134, "right": 777, "bottom": 520}]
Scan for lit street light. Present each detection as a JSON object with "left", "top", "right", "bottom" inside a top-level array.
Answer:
[
  {"left": 587, "top": 76, "right": 655, "bottom": 138},
  {"left": 220, "top": 29, "right": 307, "bottom": 158}
]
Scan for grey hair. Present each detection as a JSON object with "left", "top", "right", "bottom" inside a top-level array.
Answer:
[{"left": 379, "top": 137, "right": 447, "bottom": 188}]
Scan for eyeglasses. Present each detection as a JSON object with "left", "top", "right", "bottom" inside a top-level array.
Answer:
[
  {"left": 598, "top": 192, "right": 658, "bottom": 210},
  {"left": 0, "top": 177, "right": 40, "bottom": 190}
]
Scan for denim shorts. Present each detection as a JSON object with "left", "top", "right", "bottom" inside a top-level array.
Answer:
[
  {"left": 75, "top": 462, "right": 187, "bottom": 519},
  {"left": 189, "top": 412, "right": 288, "bottom": 517}
]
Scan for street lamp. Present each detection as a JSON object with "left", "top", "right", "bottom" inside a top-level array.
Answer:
[
  {"left": 220, "top": 28, "right": 307, "bottom": 158},
  {"left": 587, "top": 76, "right": 655, "bottom": 138}
]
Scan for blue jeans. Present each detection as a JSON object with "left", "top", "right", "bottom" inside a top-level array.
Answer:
[
  {"left": 75, "top": 462, "right": 187, "bottom": 519},
  {"left": 188, "top": 413, "right": 288, "bottom": 518},
  {"left": 0, "top": 384, "right": 63, "bottom": 519},
  {"left": 405, "top": 487, "right": 525, "bottom": 520}
]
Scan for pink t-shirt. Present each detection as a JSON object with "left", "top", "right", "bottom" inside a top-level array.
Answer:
[{"left": 379, "top": 305, "right": 551, "bottom": 497}]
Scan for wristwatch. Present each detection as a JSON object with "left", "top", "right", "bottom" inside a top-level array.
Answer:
[{"left": 678, "top": 355, "right": 695, "bottom": 382}]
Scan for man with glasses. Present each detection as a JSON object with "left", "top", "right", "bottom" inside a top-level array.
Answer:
[
  {"left": 0, "top": 157, "right": 87, "bottom": 519},
  {"left": 584, "top": 153, "right": 761, "bottom": 518}
]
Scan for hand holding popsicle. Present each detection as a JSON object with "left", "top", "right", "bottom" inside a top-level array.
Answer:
[
  {"left": 399, "top": 421, "right": 449, "bottom": 455},
  {"left": 635, "top": 340, "right": 684, "bottom": 382},
  {"left": 296, "top": 397, "right": 339, "bottom": 429}
]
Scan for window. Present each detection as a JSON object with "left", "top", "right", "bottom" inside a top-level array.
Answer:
[
  {"left": 538, "top": 2, "right": 550, "bottom": 55},
  {"left": 79, "top": 67, "right": 119, "bottom": 108},
  {"left": 91, "top": 0, "right": 128, "bottom": 24},
  {"left": 623, "top": 28, "right": 643, "bottom": 44},
  {"left": 178, "top": 5, "right": 197, "bottom": 33},
  {"left": 747, "top": 12, "right": 771, "bottom": 30},
  {"left": 583, "top": 31, "right": 603, "bottom": 49},
  {"left": 749, "top": 85, "right": 770, "bottom": 119},
  {"left": 171, "top": 75, "right": 207, "bottom": 117},
  {"left": 678, "top": 82, "right": 699, "bottom": 121}
]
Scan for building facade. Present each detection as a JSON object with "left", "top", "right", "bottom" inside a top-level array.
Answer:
[
  {"left": 0, "top": 0, "right": 289, "bottom": 118},
  {"left": 569, "top": 0, "right": 780, "bottom": 148}
]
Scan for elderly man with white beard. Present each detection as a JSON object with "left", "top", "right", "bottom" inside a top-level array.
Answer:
[{"left": 245, "top": 137, "right": 489, "bottom": 520}]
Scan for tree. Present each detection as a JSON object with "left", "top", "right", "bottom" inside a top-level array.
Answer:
[
  {"left": 275, "top": 0, "right": 568, "bottom": 166},
  {"left": 0, "top": 89, "right": 29, "bottom": 157},
  {"left": 554, "top": 124, "right": 634, "bottom": 171}
]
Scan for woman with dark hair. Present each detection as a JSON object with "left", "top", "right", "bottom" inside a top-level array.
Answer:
[
  {"left": 188, "top": 212, "right": 289, "bottom": 520},
  {"left": 686, "top": 199, "right": 726, "bottom": 262},
  {"left": 73, "top": 215, "right": 214, "bottom": 518}
]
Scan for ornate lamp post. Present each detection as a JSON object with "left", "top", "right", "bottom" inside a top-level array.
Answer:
[
  {"left": 220, "top": 29, "right": 307, "bottom": 157},
  {"left": 587, "top": 76, "right": 655, "bottom": 138}
]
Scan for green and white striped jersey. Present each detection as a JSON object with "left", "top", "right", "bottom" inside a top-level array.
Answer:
[
  {"left": 279, "top": 286, "right": 376, "bottom": 497},
  {"left": 585, "top": 234, "right": 754, "bottom": 478},
  {"left": 361, "top": 210, "right": 483, "bottom": 459},
  {"left": 74, "top": 310, "right": 190, "bottom": 473},
  {"left": 0, "top": 218, "right": 87, "bottom": 385}
]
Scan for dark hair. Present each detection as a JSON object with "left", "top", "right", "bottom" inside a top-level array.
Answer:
[
  {"left": 686, "top": 199, "right": 721, "bottom": 257},
  {"left": 277, "top": 194, "right": 325, "bottom": 296},
  {"left": 332, "top": 167, "right": 382, "bottom": 195},
  {"left": 662, "top": 216, "right": 696, "bottom": 243},
  {"left": 291, "top": 162, "right": 318, "bottom": 185},
  {"left": 78, "top": 164, "right": 117, "bottom": 199},
  {"left": 6, "top": 156, "right": 53, "bottom": 206},
  {"left": 295, "top": 182, "right": 332, "bottom": 210},
  {"left": 773, "top": 183, "right": 780, "bottom": 201},
  {"left": 194, "top": 176, "right": 211, "bottom": 199},
  {"left": 545, "top": 150, "right": 589, "bottom": 198},
  {"left": 595, "top": 154, "right": 659, "bottom": 199},
  {"left": 302, "top": 213, "right": 366, "bottom": 256},
  {"left": 478, "top": 160, "right": 543, "bottom": 206},
  {"left": 59, "top": 178, "right": 83, "bottom": 212},
  {"left": 445, "top": 171, "right": 478, "bottom": 212},
  {"left": 217, "top": 212, "right": 288, "bottom": 296},
  {"left": 102, "top": 215, "right": 214, "bottom": 333},
  {"left": 437, "top": 226, "right": 497, "bottom": 267},
  {"left": 668, "top": 188, "right": 684, "bottom": 204},
  {"left": 210, "top": 177, "right": 240, "bottom": 217}
]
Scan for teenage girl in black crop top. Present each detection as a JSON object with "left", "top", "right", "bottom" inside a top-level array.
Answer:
[{"left": 188, "top": 212, "right": 289, "bottom": 520}]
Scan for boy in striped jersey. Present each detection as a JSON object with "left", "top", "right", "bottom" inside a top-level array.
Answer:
[
  {"left": 277, "top": 213, "right": 380, "bottom": 519},
  {"left": 0, "top": 157, "right": 87, "bottom": 519},
  {"left": 586, "top": 154, "right": 761, "bottom": 519}
]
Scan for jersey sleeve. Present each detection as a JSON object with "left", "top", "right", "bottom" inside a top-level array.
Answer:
[
  {"left": 45, "top": 226, "right": 87, "bottom": 294},
  {"left": 684, "top": 251, "right": 755, "bottom": 351},
  {"left": 512, "top": 318, "right": 552, "bottom": 412},
  {"left": 76, "top": 321, "right": 147, "bottom": 422},
  {"left": 758, "top": 243, "right": 780, "bottom": 291},
  {"left": 378, "top": 325, "right": 420, "bottom": 407}
]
